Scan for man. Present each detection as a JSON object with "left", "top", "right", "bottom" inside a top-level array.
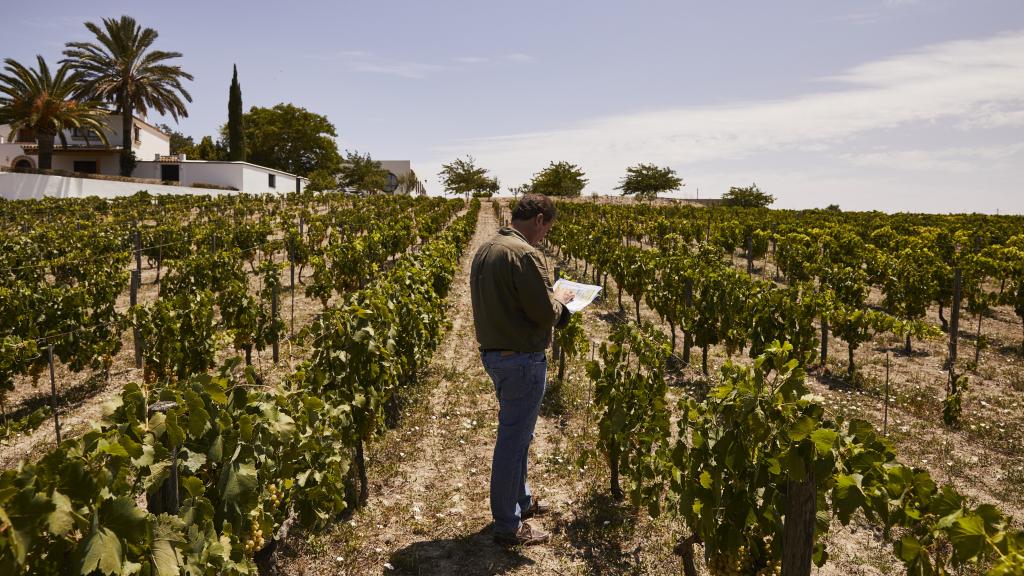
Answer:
[{"left": 470, "top": 193, "right": 574, "bottom": 546}]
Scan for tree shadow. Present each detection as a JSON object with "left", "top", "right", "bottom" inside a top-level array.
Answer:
[
  {"left": 813, "top": 369, "right": 862, "bottom": 392},
  {"left": 559, "top": 489, "right": 643, "bottom": 574},
  {"left": 386, "top": 525, "right": 535, "bottom": 575},
  {"left": 6, "top": 370, "right": 109, "bottom": 421}
]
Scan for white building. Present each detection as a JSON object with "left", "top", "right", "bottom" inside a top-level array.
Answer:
[{"left": 0, "top": 114, "right": 306, "bottom": 196}]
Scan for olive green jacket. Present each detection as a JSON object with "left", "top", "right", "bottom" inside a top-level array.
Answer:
[{"left": 471, "top": 227, "right": 570, "bottom": 352}]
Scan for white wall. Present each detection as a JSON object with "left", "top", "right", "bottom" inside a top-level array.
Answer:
[
  {"left": 49, "top": 153, "right": 119, "bottom": 174},
  {"left": 0, "top": 143, "right": 29, "bottom": 167},
  {"left": 182, "top": 162, "right": 245, "bottom": 190},
  {"left": 131, "top": 161, "right": 305, "bottom": 193},
  {"left": 134, "top": 121, "right": 170, "bottom": 160},
  {"left": 241, "top": 164, "right": 301, "bottom": 194},
  {"left": 0, "top": 172, "right": 237, "bottom": 200}
]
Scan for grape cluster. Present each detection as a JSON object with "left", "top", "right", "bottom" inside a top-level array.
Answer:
[
  {"left": 267, "top": 482, "right": 284, "bottom": 509},
  {"left": 708, "top": 541, "right": 781, "bottom": 576},
  {"left": 243, "top": 483, "right": 283, "bottom": 554},
  {"left": 708, "top": 545, "right": 752, "bottom": 576},
  {"left": 244, "top": 525, "right": 265, "bottom": 555}
]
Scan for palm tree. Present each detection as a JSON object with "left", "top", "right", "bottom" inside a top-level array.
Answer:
[
  {"left": 0, "top": 56, "right": 110, "bottom": 170},
  {"left": 62, "top": 15, "right": 193, "bottom": 175}
]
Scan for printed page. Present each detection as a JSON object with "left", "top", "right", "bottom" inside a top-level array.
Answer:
[{"left": 552, "top": 278, "right": 603, "bottom": 313}]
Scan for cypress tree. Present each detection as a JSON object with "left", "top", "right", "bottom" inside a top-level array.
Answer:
[{"left": 228, "top": 64, "right": 245, "bottom": 161}]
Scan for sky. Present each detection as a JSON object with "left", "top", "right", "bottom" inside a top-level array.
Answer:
[{"left": 5, "top": 1, "right": 1024, "bottom": 213}]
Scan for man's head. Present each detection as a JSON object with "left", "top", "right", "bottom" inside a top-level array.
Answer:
[{"left": 510, "top": 193, "right": 556, "bottom": 245}]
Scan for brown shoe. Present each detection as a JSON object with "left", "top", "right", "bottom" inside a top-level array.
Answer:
[
  {"left": 493, "top": 521, "right": 551, "bottom": 546},
  {"left": 520, "top": 498, "right": 550, "bottom": 520}
]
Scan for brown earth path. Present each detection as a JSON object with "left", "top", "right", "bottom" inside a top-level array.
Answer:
[{"left": 281, "top": 201, "right": 589, "bottom": 575}]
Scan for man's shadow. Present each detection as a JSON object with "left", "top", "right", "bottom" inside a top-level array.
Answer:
[{"left": 386, "top": 525, "right": 535, "bottom": 575}]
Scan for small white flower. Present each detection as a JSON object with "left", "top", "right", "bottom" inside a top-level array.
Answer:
[
  {"left": 336, "top": 556, "right": 344, "bottom": 562},
  {"left": 384, "top": 562, "right": 395, "bottom": 570}
]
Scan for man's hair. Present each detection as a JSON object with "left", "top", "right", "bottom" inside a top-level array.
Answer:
[{"left": 511, "top": 193, "right": 556, "bottom": 223}]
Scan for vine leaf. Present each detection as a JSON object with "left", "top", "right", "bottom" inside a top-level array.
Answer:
[
  {"left": 101, "top": 496, "right": 148, "bottom": 538},
  {"left": 948, "top": 514, "right": 987, "bottom": 563},
  {"left": 47, "top": 490, "right": 75, "bottom": 536},
  {"left": 150, "top": 514, "right": 185, "bottom": 576},
  {"left": 79, "top": 524, "right": 123, "bottom": 575}
]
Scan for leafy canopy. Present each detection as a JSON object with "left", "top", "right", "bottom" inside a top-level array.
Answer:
[
  {"left": 438, "top": 156, "right": 499, "bottom": 197},
  {"left": 615, "top": 163, "right": 683, "bottom": 201},
  {"left": 722, "top": 183, "right": 775, "bottom": 208},
  {"left": 337, "top": 151, "right": 391, "bottom": 195},
  {"left": 0, "top": 56, "right": 111, "bottom": 169},
  {"left": 62, "top": 15, "right": 193, "bottom": 174},
  {"left": 528, "top": 161, "right": 587, "bottom": 197},
  {"left": 228, "top": 103, "right": 341, "bottom": 177}
]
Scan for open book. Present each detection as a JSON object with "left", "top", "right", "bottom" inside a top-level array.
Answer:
[{"left": 553, "top": 278, "right": 603, "bottom": 313}]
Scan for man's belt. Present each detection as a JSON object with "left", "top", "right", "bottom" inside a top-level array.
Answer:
[{"left": 480, "top": 349, "right": 519, "bottom": 357}]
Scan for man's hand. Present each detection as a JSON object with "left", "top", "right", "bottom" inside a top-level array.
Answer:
[{"left": 554, "top": 287, "right": 575, "bottom": 305}]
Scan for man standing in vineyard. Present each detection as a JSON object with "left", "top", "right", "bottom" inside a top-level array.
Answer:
[{"left": 471, "top": 193, "right": 575, "bottom": 546}]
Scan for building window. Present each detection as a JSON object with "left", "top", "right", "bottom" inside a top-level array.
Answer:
[
  {"left": 73, "top": 161, "right": 98, "bottom": 174},
  {"left": 133, "top": 126, "right": 141, "bottom": 142},
  {"left": 268, "top": 174, "right": 276, "bottom": 188}
]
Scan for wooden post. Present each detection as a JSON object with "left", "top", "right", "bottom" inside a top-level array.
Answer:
[
  {"left": 147, "top": 400, "right": 180, "bottom": 514},
  {"left": 289, "top": 247, "right": 296, "bottom": 336},
  {"left": 271, "top": 287, "right": 279, "bottom": 363},
  {"left": 948, "top": 268, "right": 961, "bottom": 388},
  {"left": 820, "top": 317, "right": 829, "bottom": 367},
  {"left": 883, "top": 353, "right": 890, "bottom": 436},
  {"left": 552, "top": 266, "right": 561, "bottom": 362},
  {"left": 48, "top": 343, "right": 61, "bottom": 444},
  {"left": 133, "top": 226, "right": 142, "bottom": 276},
  {"left": 782, "top": 470, "right": 815, "bottom": 576},
  {"left": 746, "top": 235, "right": 754, "bottom": 274},
  {"left": 131, "top": 270, "right": 142, "bottom": 368}
]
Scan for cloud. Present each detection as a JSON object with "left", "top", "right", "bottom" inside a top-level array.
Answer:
[
  {"left": 422, "top": 30, "right": 1024, "bottom": 212},
  {"left": 453, "top": 56, "right": 490, "bottom": 64},
  {"left": 504, "top": 53, "right": 535, "bottom": 63},
  {"left": 303, "top": 50, "right": 443, "bottom": 79},
  {"left": 840, "top": 143, "right": 1024, "bottom": 174}
]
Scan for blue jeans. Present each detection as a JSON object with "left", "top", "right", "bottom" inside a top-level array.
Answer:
[{"left": 481, "top": 350, "right": 547, "bottom": 534}]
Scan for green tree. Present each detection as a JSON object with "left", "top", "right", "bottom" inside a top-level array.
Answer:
[
  {"left": 230, "top": 103, "right": 341, "bottom": 176},
  {"left": 0, "top": 56, "right": 110, "bottom": 170},
  {"left": 193, "top": 135, "right": 226, "bottom": 161},
  {"left": 528, "top": 161, "right": 587, "bottom": 197},
  {"left": 722, "top": 183, "right": 775, "bottom": 208},
  {"left": 615, "top": 163, "right": 682, "bottom": 201},
  {"left": 156, "top": 123, "right": 193, "bottom": 155},
  {"left": 338, "top": 150, "right": 390, "bottom": 195},
  {"left": 438, "top": 155, "right": 499, "bottom": 197},
  {"left": 63, "top": 15, "right": 193, "bottom": 175},
  {"left": 395, "top": 169, "right": 421, "bottom": 195},
  {"left": 227, "top": 64, "right": 244, "bottom": 161},
  {"left": 306, "top": 169, "right": 339, "bottom": 192}
]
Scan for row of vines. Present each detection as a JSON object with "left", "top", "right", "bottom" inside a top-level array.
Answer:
[
  {"left": 0, "top": 192, "right": 476, "bottom": 574},
  {"left": 548, "top": 201, "right": 1024, "bottom": 575}
]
